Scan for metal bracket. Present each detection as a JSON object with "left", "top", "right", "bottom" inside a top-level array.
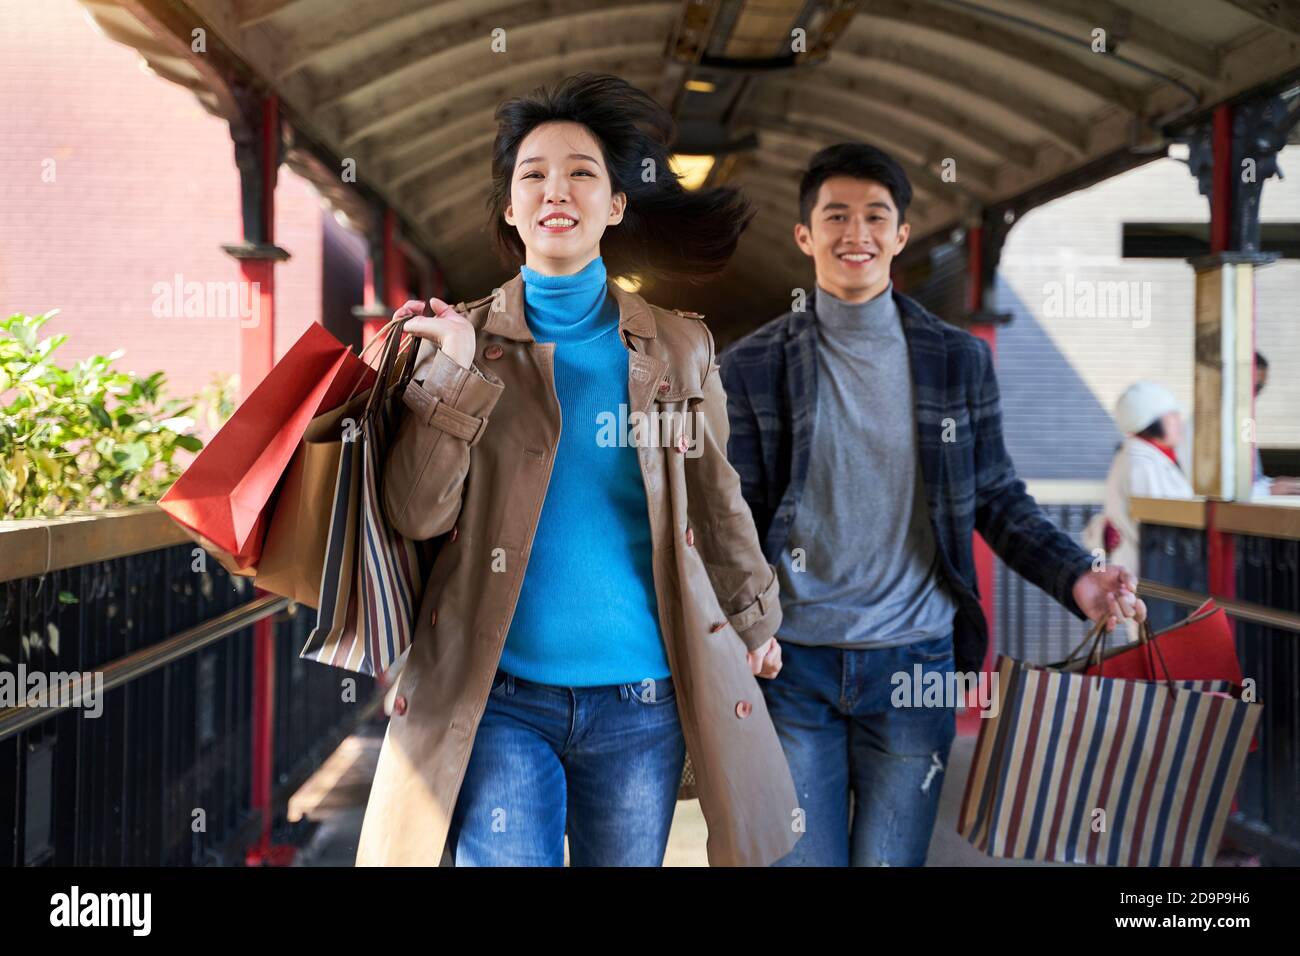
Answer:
[{"left": 1185, "top": 92, "right": 1299, "bottom": 254}]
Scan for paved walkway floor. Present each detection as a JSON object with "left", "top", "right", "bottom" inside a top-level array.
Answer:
[{"left": 291, "top": 718, "right": 1061, "bottom": 867}]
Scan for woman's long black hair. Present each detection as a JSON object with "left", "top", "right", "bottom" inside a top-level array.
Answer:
[{"left": 488, "top": 72, "right": 754, "bottom": 283}]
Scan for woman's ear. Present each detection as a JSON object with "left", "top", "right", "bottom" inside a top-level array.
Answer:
[
  {"left": 504, "top": 203, "right": 515, "bottom": 226},
  {"left": 608, "top": 192, "right": 626, "bottom": 226}
]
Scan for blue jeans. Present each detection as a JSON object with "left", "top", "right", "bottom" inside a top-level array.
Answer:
[
  {"left": 446, "top": 670, "right": 686, "bottom": 866},
  {"left": 760, "top": 634, "right": 958, "bottom": 866}
]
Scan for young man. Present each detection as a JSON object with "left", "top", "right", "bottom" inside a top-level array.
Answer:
[{"left": 719, "top": 143, "right": 1145, "bottom": 866}]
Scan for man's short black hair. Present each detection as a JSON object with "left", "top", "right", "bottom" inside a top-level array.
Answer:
[{"left": 798, "top": 142, "right": 913, "bottom": 226}]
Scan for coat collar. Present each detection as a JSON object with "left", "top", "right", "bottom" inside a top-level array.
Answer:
[{"left": 461, "top": 271, "right": 657, "bottom": 344}]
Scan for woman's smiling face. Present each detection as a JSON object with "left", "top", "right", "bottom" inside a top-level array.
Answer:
[{"left": 504, "top": 121, "right": 626, "bottom": 276}]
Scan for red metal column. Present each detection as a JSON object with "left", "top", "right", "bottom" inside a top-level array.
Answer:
[
  {"left": 225, "top": 93, "right": 295, "bottom": 867},
  {"left": 1210, "top": 105, "right": 1233, "bottom": 257},
  {"left": 384, "top": 208, "right": 411, "bottom": 310},
  {"left": 360, "top": 208, "right": 409, "bottom": 349}
]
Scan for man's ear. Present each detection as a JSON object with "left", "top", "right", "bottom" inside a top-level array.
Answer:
[
  {"left": 894, "top": 221, "right": 911, "bottom": 255},
  {"left": 794, "top": 222, "right": 815, "bottom": 257},
  {"left": 609, "top": 192, "right": 626, "bottom": 225}
]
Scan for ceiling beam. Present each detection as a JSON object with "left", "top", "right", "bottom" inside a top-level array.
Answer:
[
  {"left": 389, "top": 129, "right": 498, "bottom": 189},
  {"left": 234, "top": 0, "right": 316, "bottom": 30},
  {"left": 413, "top": 164, "right": 496, "bottom": 221},
  {"left": 735, "top": 111, "right": 981, "bottom": 206},
  {"left": 1031, "top": 0, "right": 1220, "bottom": 81},
  {"left": 737, "top": 126, "right": 945, "bottom": 206},
  {"left": 835, "top": 33, "right": 1092, "bottom": 156},
  {"left": 1219, "top": 0, "right": 1300, "bottom": 37},
  {"left": 764, "top": 71, "right": 1037, "bottom": 168},
  {"left": 860, "top": 0, "right": 1146, "bottom": 113},
  {"left": 745, "top": 85, "right": 1001, "bottom": 192},
  {"left": 279, "top": 0, "right": 595, "bottom": 76},
  {"left": 313, "top": 2, "right": 673, "bottom": 111},
  {"left": 385, "top": 68, "right": 659, "bottom": 188},
  {"left": 340, "top": 47, "right": 666, "bottom": 146}
]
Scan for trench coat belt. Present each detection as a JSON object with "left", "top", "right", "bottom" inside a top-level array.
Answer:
[
  {"left": 725, "top": 570, "right": 778, "bottom": 633},
  {"left": 402, "top": 380, "right": 490, "bottom": 446}
]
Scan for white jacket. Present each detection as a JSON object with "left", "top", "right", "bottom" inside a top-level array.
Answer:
[{"left": 1086, "top": 436, "right": 1195, "bottom": 576}]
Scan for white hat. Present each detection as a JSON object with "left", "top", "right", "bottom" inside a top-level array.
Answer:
[{"left": 1115, "top": 381, "right": 1181, "bottom": 435}]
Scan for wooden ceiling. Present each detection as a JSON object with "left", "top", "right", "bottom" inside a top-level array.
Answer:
[{"left": 79, "top": 0, "right": 1300, "bottom": 336}]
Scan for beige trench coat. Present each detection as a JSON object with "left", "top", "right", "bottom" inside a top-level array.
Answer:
[{"left": 354, "top": 273, "right": 800, "bottom": 866}]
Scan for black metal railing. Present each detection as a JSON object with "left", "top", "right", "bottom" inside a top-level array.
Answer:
[
  {"left": 0, "top": 544, "right": 375, "bottom": 866},
  {"left": 1139, "top": 523, "right": 1209, "bottom": 633},
  {"left": 1232, "top": 532, "right": 1299, "bottom": 861},
  {"left": 993, "top": 501, "right": 1103, "bottom": 664},
  {"left": 1142, "top": 522, "right": 1300, "bottom": 864}
]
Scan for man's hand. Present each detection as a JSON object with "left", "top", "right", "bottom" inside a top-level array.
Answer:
[
  {"left": 747, "top": 637, "right": 782, "bottom": 678},
  {"left": 1072, "top": 564, "right": 1147, "bottom": 632}
]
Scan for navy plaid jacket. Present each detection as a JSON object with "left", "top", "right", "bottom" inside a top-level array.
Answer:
[{"left": 718, "top": 288, "right": 1094, "bottom": 674}]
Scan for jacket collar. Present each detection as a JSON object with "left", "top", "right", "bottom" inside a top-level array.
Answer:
[
  {"left": 895, "top": 291, "right": 949, "bottom": 516},
  {"left": 464, "top": 271, "right": 657, "bottom": 344}
]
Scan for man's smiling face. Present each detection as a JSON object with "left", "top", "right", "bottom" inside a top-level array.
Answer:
[{"left": 794, "top": 175, "right": 909, "bottom": 303}]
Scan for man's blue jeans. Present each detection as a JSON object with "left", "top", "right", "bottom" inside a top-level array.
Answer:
[
  {"left": 446, "top": 670, "right": 686, "bottom": 866},
  {"left": 760, "top": 634, "right": 958, "bottom": 866}
]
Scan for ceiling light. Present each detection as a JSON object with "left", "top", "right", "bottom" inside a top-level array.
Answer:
[{"left": 669, "top": 154, "right": 716, "bottom": 191}]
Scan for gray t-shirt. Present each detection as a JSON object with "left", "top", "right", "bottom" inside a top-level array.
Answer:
[{"left": 775, "top": 283, "right": 959, "bottom": 649}]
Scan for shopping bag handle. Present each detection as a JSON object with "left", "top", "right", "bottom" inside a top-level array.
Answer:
[
  {"left": 341, "top": 300, "right": 474, "bottom": 417},
  {"left": 362, "top": 314, "right": 415, "bottom": 424},
  {"left": 1060, "top": 616, "right": 1176, "bottom": 689},
  {"left": 329, "top": 314, "right": 418, "bottom": 423}
]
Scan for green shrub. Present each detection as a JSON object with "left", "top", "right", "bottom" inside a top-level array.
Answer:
[{"left": 0, "top": 311, "right": 233, "bottom": 518}]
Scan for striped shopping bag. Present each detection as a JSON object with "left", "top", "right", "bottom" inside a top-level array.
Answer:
[
  {"left": 300, "top": 317, "right": 435, "bottom": 678},
  {"left": 958, "top": 643, "right": 1262, "bottom": 866}
]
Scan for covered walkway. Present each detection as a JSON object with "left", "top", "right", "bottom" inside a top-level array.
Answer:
[{"left": 3, "top": 0, "right": 1300, "bottom": 870}]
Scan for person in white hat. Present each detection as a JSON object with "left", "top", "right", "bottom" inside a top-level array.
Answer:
[{"left": 1086, "top": 381, "right": 1195, "bottom": 582}]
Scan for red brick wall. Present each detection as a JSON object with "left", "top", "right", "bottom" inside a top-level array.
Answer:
[{"left": 0, "top": 0, "right": 357, "bottom": 442}]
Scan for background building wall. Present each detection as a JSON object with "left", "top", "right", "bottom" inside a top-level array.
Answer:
[
  {"left": 995, "top": 147, "right": 1300, "bottom": 481},
  {"left": 0, "top": 0, "right": 366, "bottom": 444}
]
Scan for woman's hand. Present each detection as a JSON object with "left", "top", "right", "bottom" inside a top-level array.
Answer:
[
  {"left": 748, "top": 637, "right": 782, "bottom": 678},
  {"left": 393, "top": 298, "right": 477, "bottom": 375}
]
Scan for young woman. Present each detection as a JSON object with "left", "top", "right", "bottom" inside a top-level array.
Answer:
[{"left": 354, "top": 73, "right": 800, "bottom": 867}]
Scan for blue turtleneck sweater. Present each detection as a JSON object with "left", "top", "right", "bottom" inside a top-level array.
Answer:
[{"left": 497, "top": 256, "right": 670, "bottom": 686}]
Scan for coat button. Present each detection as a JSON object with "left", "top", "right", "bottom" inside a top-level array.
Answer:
[
  {"left": 658, "top": 380, "right": 669, "bottom": 395},
  {"left": 735, "top": 700, "right": 752, "bottom": 719},
  {"left": 393, "top": 695, "right": 408, "bottom": 716},
  {"left": 676, "top": 433, "right": 690, "bottom": 454},
  {"left": 430, "top": 608, "right": 437, "bottom": 627},
  {"left": 483, "top": 344, "right": 503, "bottom": 360},
  {"left": 685, "top": 526, "right": 695, "bottom": 547},
  {"left": 710, "top": 621, "right": 726, "bottom": 633},
  {"left": 449, "top": 525, "right": 458, "bottom": 543}
]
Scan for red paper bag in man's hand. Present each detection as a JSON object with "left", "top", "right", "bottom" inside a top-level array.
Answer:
[{"left": 1083, "top": 599, "right": 1244, "bottom": 685}]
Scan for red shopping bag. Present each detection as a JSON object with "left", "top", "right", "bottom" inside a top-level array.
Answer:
[
  {"left": 1078, "top": 600, "right": 1257, "bottom": 753},
  {"left": 160, "top": 323, "right": 376, "bottom": 571},
  {"left": 1083, "top": 599, "right": 1243, "bottom": 685}
]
